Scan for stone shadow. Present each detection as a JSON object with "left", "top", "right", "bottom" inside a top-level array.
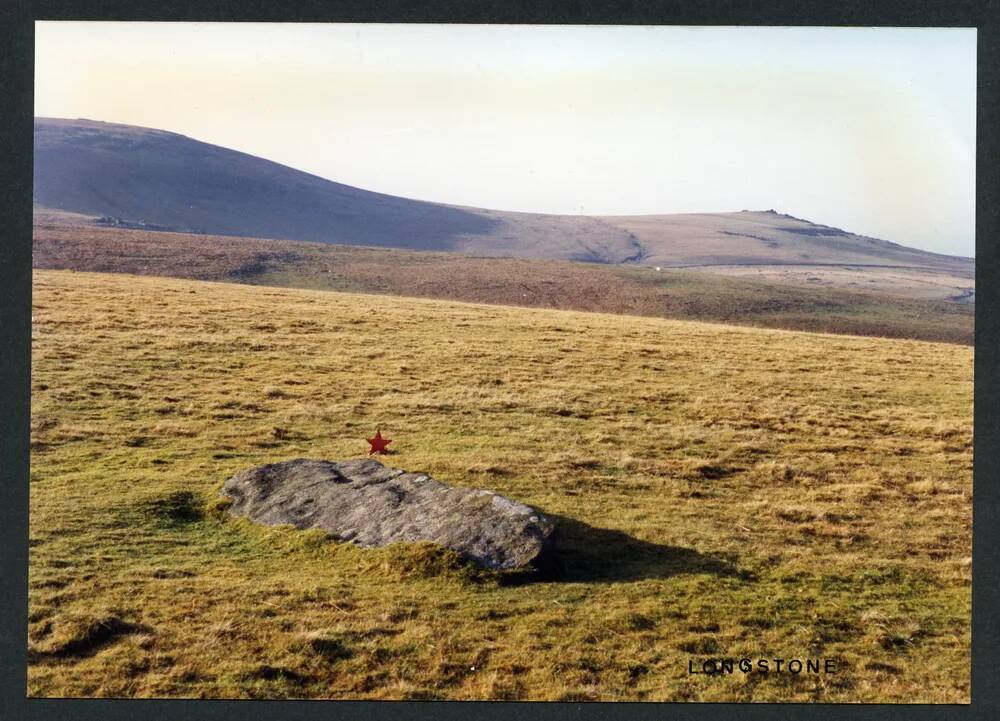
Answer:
[{"left": 504, "top": 514, "right": 753, "bottom": 586}]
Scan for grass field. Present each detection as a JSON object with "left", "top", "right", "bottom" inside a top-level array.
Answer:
[
  {"left": 33, "top": 221, "right": 975, "bottom": 345},
  {"left": 29, "top": 269, "right": 972, "bottom": 701}
]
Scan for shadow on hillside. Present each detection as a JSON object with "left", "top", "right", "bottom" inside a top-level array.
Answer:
[{"left": 508, "top": 514, "right": 753, "bottom": 586}]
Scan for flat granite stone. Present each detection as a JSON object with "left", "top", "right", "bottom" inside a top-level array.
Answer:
[{"left": 220, "top": 458, "right": 554, "bottom": 570}]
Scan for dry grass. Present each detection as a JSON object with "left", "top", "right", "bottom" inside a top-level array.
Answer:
[
  {"left": 33, "top": 222, "right": 975, "bottom": 344},
  {"left": 29, "top": 269, "right": 972, "bottom": 701}
]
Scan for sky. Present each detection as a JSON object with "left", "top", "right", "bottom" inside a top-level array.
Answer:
[{"left": 35, "top": 23, "right": 976, "bottom": 256}]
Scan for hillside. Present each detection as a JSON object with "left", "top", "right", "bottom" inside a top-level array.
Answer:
[
  {"left": 29, "top": 269, "right": 972, "bottom": 701},
  {"left": 34, "top": 118, "right": 974, "bottom": 288},
  {"left": 32, "top": 221, "right": 975, "bottom": 345}
]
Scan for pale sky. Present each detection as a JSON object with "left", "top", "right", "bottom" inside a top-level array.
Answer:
[{"left": 35, "top": 22, "right": 976, "bottom": 257}]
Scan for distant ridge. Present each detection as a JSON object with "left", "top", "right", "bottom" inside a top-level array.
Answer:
[
  {"left": 34, "top": 117, "right": 498, "bottom": 252},
  {"left": 34, "top": 117, "right": 973, "bottom": 274}
]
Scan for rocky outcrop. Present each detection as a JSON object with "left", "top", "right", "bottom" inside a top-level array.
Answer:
[{"left": 220, "top": 458, "right": 554, "bottom": 570}]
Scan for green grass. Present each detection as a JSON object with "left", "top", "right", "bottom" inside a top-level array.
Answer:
[{"left": 29, "top": 270, "right": 972, "bottom": 701}]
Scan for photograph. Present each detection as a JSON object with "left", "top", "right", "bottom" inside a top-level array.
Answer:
[{"left": 27, "top": 21, "right": 975, "bottom": 702}]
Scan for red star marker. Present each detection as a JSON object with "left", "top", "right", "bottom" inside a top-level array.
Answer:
[{"left": 366, "top": 429, "right": 392, "bottom": 455}]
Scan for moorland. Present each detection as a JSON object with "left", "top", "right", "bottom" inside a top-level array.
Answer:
[{"left": 29, "top": 270, "right": 972, "bottom": 701}]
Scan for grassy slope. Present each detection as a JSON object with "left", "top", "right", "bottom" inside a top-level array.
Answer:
[
  {"left": 33, "top": 222, "right": 975, "bottom": 345},
  {"left": 29, "top": 270, "right": 972, "bottom": 701}
]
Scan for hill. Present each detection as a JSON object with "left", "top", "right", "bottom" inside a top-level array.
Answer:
[
  {"left": 34, "top": 118, "right": 974, "bottom": 294},
  {"left": 29, "top": 269, "right": 972, "bottom": 701},
  {"left": 32, "top": 221, "right": 974, "bottom": 345}
]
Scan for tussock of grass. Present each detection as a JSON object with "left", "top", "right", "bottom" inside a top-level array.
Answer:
[
  {"left": 295, "top": 631, "right": 356, "bottom": 662},
  {"left": 29, "top": 270, "right": 972, "bottom": 701},
  {"left": 373, "top": 543, "right": 487, "bottom": 583},
  {"left": 205, "top": 497, "right": 234, "bottom": 521},
  {"left": 28, "top": 608, "right": 141, "bottom": 659},
  {"left": 138, "top": 491, "right": 204, "bottom": 527}
]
